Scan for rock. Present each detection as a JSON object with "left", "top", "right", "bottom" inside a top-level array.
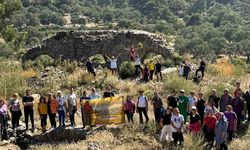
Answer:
[{"left": 22, "top": 30, "right": 174, "bottom": 63}]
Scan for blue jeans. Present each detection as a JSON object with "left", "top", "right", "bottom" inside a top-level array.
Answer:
[
  {"left": 0, "top": 116, "right": 8, "bottom": 140},
  {"left": 58, "top": 110, "right": 65, "bottom": 126}
]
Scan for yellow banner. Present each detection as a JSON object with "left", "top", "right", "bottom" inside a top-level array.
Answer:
[{"left": 89, "top": 96, "right": 125, "bottom": 125}]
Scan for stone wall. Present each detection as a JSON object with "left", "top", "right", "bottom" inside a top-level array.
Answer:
[{"left": 21, "top": 30, "right": 174, "bottom": 62}]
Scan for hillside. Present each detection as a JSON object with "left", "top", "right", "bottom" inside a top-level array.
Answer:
[{"left": 0, "top": 0, "right": 249, "bottom": 62}]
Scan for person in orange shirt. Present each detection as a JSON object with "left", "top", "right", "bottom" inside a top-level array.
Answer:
[
  {"left": 82, "top": 100, "right": 93, "bottom": 129},
  {"left": 47, "top": 93, "right": 58, "bottom": 129},
  {"left": 37, "top": 96, "right": 48, "bottom": 133}
]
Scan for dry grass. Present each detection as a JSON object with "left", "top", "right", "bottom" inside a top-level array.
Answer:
[{"left": 21, "top": 68, "right": 38, "bottom": 79}]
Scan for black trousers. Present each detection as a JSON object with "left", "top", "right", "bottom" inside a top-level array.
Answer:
[
  {"left": 172, "top": 132, "right": 184, "bottom": 144},
  {"left": 48, "top": 113, "right": 56, "bottom": 128},
  {"left": 137, "top": 107, "right": 149, "bottom": 124},
  {"left": 81, "top": 110, "right": 85, "bottom": 126},
  {"left": 154, "top": 108, "right": 161, "bottom": 124},
  {"left": 69, "top": 110, "right": 76, "bottom": 126},
  {"left": 195, "top": 68, "right": 205, "bottom": 78},
  {"left": 24, "top": 108, "right": 34, "bottom": 129},
  {"left": 219, "top": 142, "right": 228, "bottom": 150},
  {"left": 149, "top": 70, "right": 154, "bottom": 80},
  {"left": 247, "top": 106, "right": 250, "bottom": 121},
  {"left": 11, "top": 110, "right": 22, "bottom": 129},
  {"left": 135, "top": 65, "right": 143, "bottom": 75},
  {"left": 155, "top": 71, "right": 162, "bottom": 82},
  {"left": 228, "top": 130, "right": 234, "bottom": 142},
  {"left": 0, "top": 116, "right": 8, "bottom": 140},
  {"left": 143, "top": 75, "right": 149, "bottom": 82},
  {"left": 183, "top": 73, "right": 189, "bottom": 80},
  {"left": 40, "top": 114, "right": 47, "bottom": 128}
]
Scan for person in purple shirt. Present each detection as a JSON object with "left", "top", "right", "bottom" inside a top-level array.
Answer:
[
  {"left": 230, "top": 91, "right": 244, "bottom": 126},
  {"left": 0, "top": 98, "right": 8, "bottom": 141},
  {"left": 224, "top": 105, "right": 237, "bottom": 142}
]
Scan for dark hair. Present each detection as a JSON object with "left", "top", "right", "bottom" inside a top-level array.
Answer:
[
  {"left": 167, "top": 106, "right": 173, "bottom": 113},
  {"left": 39, "top": 96, "right": 47, "bottom": 103}
]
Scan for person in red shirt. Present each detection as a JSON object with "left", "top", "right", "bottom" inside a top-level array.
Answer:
[
  {"left": 234, "top": 81, "right": 242, "bottom": 97},
  {"left": 124, "top": 45, "right": 141, "bottom": 61},
  {"left": 203, "top": 110, "right": 217, "bottom": 147}
]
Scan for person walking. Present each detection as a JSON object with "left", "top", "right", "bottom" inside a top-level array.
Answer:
[
  {"left": 37, "top": 96, "right": 48, "bottom": 133},
  {"left": 220, "top": 89, "right": 232, "bottom": 112},
  {"left": 136, "top": 90, "right": 149, "bottom": 124},
  {"left": 171, "top": 108, "right": 184, "bottom": 145},
  {"left": 148, "top": 60, "right": 155, "bottom": 80},
  {"left": 160, "top": 107, "right": 173, "bottom": 142},
  {"left": 215, "top": 112, "right": 228, "bottom": 150},
  {"left": 178, "top": 64, "right": 184, "bottom": 77},
  {"left": 178, "top": 89, "right": 189, "bottom": 123},
  {"left": 230, "top": 91, "right": 244, "bottom": 127},
  {"left": 66, "top": 88, "right": 78, "bottom": 127},
  {"left": 183, "top": 63, "right": 191, "bottom": 80},
  {"left": 224, "top": 105, "right": 237, "bottom": 142},
  {"left": 9, "top": 93, "right": 22, "bottom": 130},
  {"left": 47, "top": 93, "right": 58, "bottom": 129},
  {"left": 57, "top": 91, "right": 66, "bottom": 127},
  {"left": 196, "top": 92, "right": 206, "bottom": 122},
  {"left": 152, "top": 92, "right": 163, "bottom": 125},
  {"left": 208, "top": 89, "right": 220, "bottom": 109},
  {"left": 85, "top": 59, "right": 96, "bottom": 77},
  {"left": 0, "top": 98, "right": 8, "bottom": 141},
  {"left": 22, "top": 89, "right": 35, "bottom": 131},
  {"left": 155, "top": 60, "right": 163, "bottom": 82},
  {"left": 167, "top": 90, "right": 178, "bottom": 108},
  {"left": 124, "top": 96, "right": 135, "bottom": 123},
  {"left": 243, "top": 85, "right": 250, "bottom": 122},
  {"left": 188, "top": 106, "right": 201, "bottom": 134},
  {"left": 195, "top": 60, "right": 206, "bottom": 78}
]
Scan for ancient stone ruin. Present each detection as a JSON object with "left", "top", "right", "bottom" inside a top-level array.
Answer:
[{"left": 21, "top": 30, "right": 174, "bottom": 62}]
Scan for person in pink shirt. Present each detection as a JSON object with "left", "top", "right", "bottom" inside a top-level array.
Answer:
[
  {"left": 0, "top": 98, "right": 9, "bottom": 141},
  {"left": 124, "top": 96, "right": 135, "bottom": 123}
]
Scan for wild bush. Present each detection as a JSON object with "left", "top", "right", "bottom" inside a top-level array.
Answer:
[
  {"left": 119, "top": 61, "right": 135, "bottom": 79},
  {"left": 163, "top": 74, "right": 198, "bottom": 94}
]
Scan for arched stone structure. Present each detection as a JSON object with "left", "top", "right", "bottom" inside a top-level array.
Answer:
[{"left": 21, "top": 30, "right": 174, "bottom": 62}]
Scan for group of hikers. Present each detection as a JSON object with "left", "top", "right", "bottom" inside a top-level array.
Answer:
[
  {"left": 0, "top": 81, "right": 249, "bottom": 149},
  {"left": 123, "top": 82, "right": 250, "bottom": 149},
  {"left": 85, "top": 45, "right": 164, "bottom": 82},
  {"left": 85, "top": 44, "right": 206, "bottom": 83}
]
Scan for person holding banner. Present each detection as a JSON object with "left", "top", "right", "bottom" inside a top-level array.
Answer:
[
  {"left": 89, "top": 88, "right": 100, "bottom": 100},
  {"left": 103, "top": 86, "right": 115, "bottom": 98},
  {"left": 136, "top": 90, "right": 149, "bottom": 124}
]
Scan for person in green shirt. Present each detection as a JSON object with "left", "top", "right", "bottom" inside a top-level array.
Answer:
[{"left": 178, "top": 89, "right": 189, "bottom": 123}]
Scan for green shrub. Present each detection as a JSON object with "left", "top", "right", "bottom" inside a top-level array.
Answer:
[
  {"left": 35, "top": 55, "right": 55, "bottom": 67},
  {"left": 163, "top": 74, "right": 198, "bottom": 94},
  {"left": 62, "top": 60, "right": 78, "bottom": 73},
  {"left": 119, "top": 61, "right": 135, "bottom": 79}
]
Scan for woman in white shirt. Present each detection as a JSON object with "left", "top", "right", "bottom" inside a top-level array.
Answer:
[
  {"left": 67, "top": 88, "right": 78, "bottom": 127},
  {"left": 171, "top": 108, "right": 184, "bottom": 145},
  {"left": 136, "top": 90, "right": 149, "bottom": 124},
  {"left": 178, "top": 64, "right": 184, "bottom": 76},
  {"left": 105, "top": 53, "right": 121, "bottom": 75}
]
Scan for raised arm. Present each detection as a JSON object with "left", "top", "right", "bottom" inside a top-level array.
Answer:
[{"left": 116, "top": 53, "right": 121, "bottom": 59}]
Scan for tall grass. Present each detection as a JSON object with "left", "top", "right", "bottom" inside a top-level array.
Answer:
[{"left": 0, "top": 60, "right": 27, "bottom": 98}]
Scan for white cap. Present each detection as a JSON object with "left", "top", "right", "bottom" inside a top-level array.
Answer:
[
  {"left": 191, "top": 106, "right": 197, "bottom": 110},
  {"left": 180, "top": 89, "right": 185, "bottom": 93}
]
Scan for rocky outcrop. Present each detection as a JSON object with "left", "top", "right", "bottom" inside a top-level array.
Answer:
[{"left": 21, "top": 30, "right": 174, "bottom": 62}]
